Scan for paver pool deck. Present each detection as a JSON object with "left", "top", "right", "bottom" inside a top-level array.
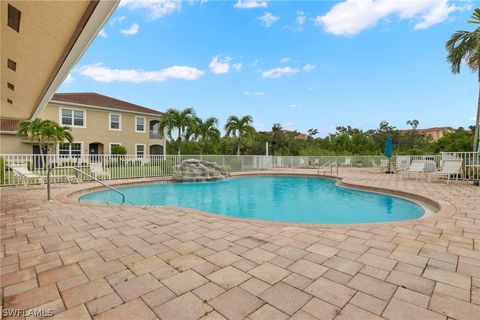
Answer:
[{"left": 1, "top": 168, "right": 479, "bottom": 320}]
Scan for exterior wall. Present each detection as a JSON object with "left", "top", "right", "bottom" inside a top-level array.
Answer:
[
  {"left": 420, "top": 128, "right": 454, "bottom": 141},
  {"left": 1, "top": 103, "right": 166, "bottom": 155},
  {"left": 0, "top": 134, "right": 32, "bottom": 154}
]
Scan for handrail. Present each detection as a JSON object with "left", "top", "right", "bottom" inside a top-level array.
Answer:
[
  {"left": 318, "top": 160, "right": 338, "bottom": 176},
  {"left": 317, "top": 160, "right": 333, "bottom": 171},
  {"left": 47, "top": 166, "right": 125, "bottom": 203}
]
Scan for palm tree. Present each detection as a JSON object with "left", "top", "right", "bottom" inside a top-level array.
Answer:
[
  {"left": 158, "top": 108, "right": 196, "bottom": 155},
  {"left": 41, "top": 120, "right": 73, "bottom": 152},
  {"left": 191, "top": 117, "right": 220, "bottom": 155},
  {"left": 446, "top": 8, "right": 480, "bottom": 151},
  {"left": 224, "top": 115, "right": 255, "bottom": 155},
  {"left": 17, "top": 119, "right": 73, "bottom": 168},
  {"left": 17, "top": 118, "right": 44, "bottom": 148}
]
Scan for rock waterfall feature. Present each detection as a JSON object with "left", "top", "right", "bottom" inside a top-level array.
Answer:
[{"left": 173, "top": 159, "right": 228, "bottom": 182}]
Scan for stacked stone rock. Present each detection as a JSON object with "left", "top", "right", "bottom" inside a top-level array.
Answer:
[{"left": 173, "top": 159, "right": 228, "bottom": 182}]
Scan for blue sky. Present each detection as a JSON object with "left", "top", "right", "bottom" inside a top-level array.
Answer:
[{"left": 59, "top": 0, "right": 477, "bottom": 136}]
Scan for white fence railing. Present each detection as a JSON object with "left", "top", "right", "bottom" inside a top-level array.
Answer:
[{"left": 0, "top": 152, "right": 478, "bottom": 186}]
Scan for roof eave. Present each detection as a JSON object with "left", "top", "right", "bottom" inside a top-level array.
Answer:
[
  {"left": 31, "top": 1, "right": 120, "bottom": 119},
  {"left": 50, "top": 100, "right": 163, "bottom": 117}
]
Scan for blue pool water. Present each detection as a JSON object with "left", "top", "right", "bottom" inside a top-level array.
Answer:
[{"left": 79, "top": 176, "right": 425, "bottom": 224}]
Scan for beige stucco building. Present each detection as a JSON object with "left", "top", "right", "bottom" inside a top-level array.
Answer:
[
  {"left": 0, "top": 92, "right": 166, "bottom": 157},
  {"left": 399, "top": 127, "right": 455, "bottom": 142}
]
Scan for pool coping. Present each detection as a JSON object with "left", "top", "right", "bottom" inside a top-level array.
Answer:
[{"left": 55, "top": 171, "right": 456, "bottom": 228}]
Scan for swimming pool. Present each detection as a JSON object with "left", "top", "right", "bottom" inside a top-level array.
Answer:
[{"left": 79, "top": 176, "right": 426, "bottom": 224}]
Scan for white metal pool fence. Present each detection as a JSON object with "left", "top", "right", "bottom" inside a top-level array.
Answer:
[{"left": 0, "top": 152, "right": 478, "bottom": 186}]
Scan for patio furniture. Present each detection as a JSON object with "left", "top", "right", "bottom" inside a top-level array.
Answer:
[
  {"left": 89, "top": 162, "right": 111, "bottom": 180},
  {"left": 380, "top": 159, "right": 389, "bottom": 172},
  {"left": 400, "top": 160, "right": 427, "bottom": 181},
  {"left": 8, "top": 164, "right": 46, "bottom": 187},
  {"left": 428, "top": 160, "right": 463, "bottom": 183},
  {"left": 340, "top": 158, "right": 352, "bottom": 167},
  {"left": 396, "top": 156, "right": 410, "bottom": 172},
  {"left": 424, "top": 160, "right": 437, "bottom": 173}
]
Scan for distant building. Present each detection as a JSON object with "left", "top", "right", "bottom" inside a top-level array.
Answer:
[
  {"left": 399, "top": 127, "right": 454, "bottom": 141},
  {"left": 260, "top": 130, "right": 309, "bottom": 140}
]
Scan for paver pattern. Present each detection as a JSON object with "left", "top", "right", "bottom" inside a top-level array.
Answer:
[{"left": 1, "top": 169, "right": 479, "bottom": 319}]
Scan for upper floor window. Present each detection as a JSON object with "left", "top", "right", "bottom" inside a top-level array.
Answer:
[
  {"left": 109, "top": 114, "right": 121, "bottom": 130},
  {"left": 61, "top": 109, "right": 84, "bottom": 127},
  {"left": 136, "top": 116, "right": 145, "bottom": 132}
]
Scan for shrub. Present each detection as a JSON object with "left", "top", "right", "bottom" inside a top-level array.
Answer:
[{"left": 111, "top": 145, "right": 127, "bottom": 155}]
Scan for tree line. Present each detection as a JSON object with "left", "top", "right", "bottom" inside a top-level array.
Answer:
[{"left": 159, "top": 108, "right": 474, "bottom": 156}]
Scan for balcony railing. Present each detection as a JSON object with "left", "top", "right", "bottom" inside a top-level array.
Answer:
[{"left": 149, "top": 131, "right": 162, "bottom": 139}]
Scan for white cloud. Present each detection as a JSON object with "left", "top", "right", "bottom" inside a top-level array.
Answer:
[
  {"left": 280, "top": 57, "right": 292, "bottom": 64},
  {"left": 307, "top": 86, "right": 319, "bottom": 91},
  {"left": 262, "top": 66, "right": 299, "bottom": 78},
  {"left": 188, "top": 0, "right": 208, "bottom": 5},
  {"left": 469, "top": 116, "right": 477, "bottom": 122},
  {"left": 303, "top": 64, "right": 316, "bottom": 72},
  {"left": 289, "top": 104, "right": 302, "bottom": 108},
  {"left": 316, "top": 0, "right": 460, "bottom": 37},
  {"left": 209, "top": 55, "right": 231, "bottom": 74},
  {"left": 297, "top": 11, "right": 306, "bottom": 25},
  {"left": 64, "top": 73, "right": 75, "bottom": 84},
  {"left": 208, "top": 56, "right": 242, "bottom": 74},
  {"left": 234, "top": 0, "right": 267, "bottom": 9},
  {"left": 258, "top": 12, "right": 279, "bottom": 27},
  {"left": 233, "top": 63, "right": 243, "bottom": 71},
  {"left": 110, "top": 16, "right": 126, "bottom": 26},
  {"left": 120, "top": 23, "right": 139, "bottom": 36},
  {"left": 119, "top": 0, "right": 181, "bottom": 20},
  {"left": 79, "top": 63, "right": 204, "bottom": 83},
  {"left": 98, "top": 28, "right": 108, "bottom": 38},
  {"left": 244, "top": 91, "right": 265, "bottom": 96}
]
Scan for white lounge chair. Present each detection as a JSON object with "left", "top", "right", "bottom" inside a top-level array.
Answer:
[
  {"left": 299, "top": 158, "right": 306, "bottom": 168},
  {"left": 312, "top": 159, "right": 320, "bottom": 168},
  {"left": 340, "top": 158, "right": 352, "bottom": 167},
  {"left": 429, "top": 160, "right": 463, "bottom": 183},
  {"left": 380, "top": 159, "right": 389, "bottom": 172},
  {"left": 89, "top": 162, "right": 111, "bottom": 180},
  {"left": 8, "top": 164, "right": 46, "bottom": 187},
  {"left": 396, "top": 156, "right": 410, "bottom": 172},
  {"left": 370, "top": 159, "right": 384, "bottom": 172},
  {"left": 401, "top": 160, "right": 427, "bottom": 181}
]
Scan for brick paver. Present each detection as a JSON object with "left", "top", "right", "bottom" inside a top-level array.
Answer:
[{"left": 1, "top": 169, "right": 479, "bottom": 319}]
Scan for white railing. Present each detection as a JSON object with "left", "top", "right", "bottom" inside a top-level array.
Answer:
[
  {"left": 440, "top": 152, "right": 479, "bottom": 181},
  {"left": 0, "top": 153, "right": 478, "bottom": 186}
]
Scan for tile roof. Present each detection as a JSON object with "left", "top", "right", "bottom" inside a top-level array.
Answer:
[
  {"left": 51, "top": 92, "right": 163, "bottom": 115},
  {"left": 0, "top": 118, "right": 20, "bottom": 132}
]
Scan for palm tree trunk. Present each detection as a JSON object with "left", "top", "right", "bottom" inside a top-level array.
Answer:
[
  {"left": 474, "top": 74, "right": 480, "bottom": 152},
  {"left": 39, "top": 138, "right": 46, "bottom": 170},
  {"left": 237, "top": 137, "right": 240, "bottom": 156},
  {"left": 177, "top": 128, "right": 182, "bottom": 156}
]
